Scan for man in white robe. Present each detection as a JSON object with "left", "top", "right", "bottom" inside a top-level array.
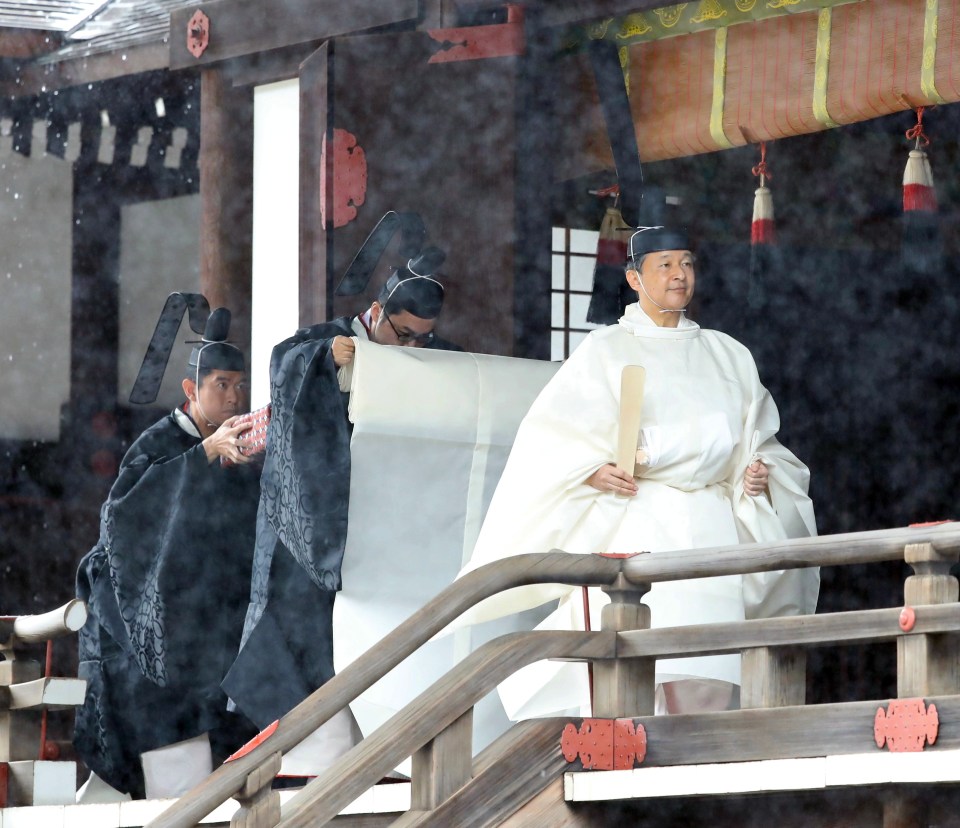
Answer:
[{"left": 460, "top": 226, "right": 819, "bottom": 717}]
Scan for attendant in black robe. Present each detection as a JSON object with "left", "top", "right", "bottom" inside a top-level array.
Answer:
[
  {"left": 74, "top": 311, "right": 261, "bottom": 799},
  {"left": 223, "top": 264, "right": 459, "bottom": 744}
]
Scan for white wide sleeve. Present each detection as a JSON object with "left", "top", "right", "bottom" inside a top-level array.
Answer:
[{"left": 733, "top": 385, "right": 820, "bottom": 619}]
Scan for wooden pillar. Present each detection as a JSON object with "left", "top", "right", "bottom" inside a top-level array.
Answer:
[
  {"left": 416, "top": 0, "right": 447, "bottom": 28},
  {"left": 884, "top": 541, "right": 958, "bottom": 828},
  {"left": 0, "top": 656, "right": 43, "bottom": 765},
  {"left": 592, "top": 572, "right": 654, "bottom": 718},
  {"left": 512, "top": 5, "right": 554, "bottom": 359},
  {"left": 410, "top": 707, "right": 473, "bottom": 810},
  {"left": 741, "top": 646, "right": 806, "bottom": 709},
  {"left": 70, "top": 169, "right": 120, "bottom": 409},
  {"left": 199, "top": 69, "right": 254, "bottom": 355},
  {"left": 882, "top": 791, "right": 927, "bottom": 828},
  {"left": 299, "top": 41, "right": 332, "bottom": 328},
  {"left": 230, "top": 751, "right": 281, "bottom": 828},
  {"left": 897, "top": 542, "right": 960, "bottom": 698}
]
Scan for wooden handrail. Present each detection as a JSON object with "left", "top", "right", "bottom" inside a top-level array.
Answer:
[
  {"left": 147, "top": 553, "right": 623, "bottom": 827},
  {"left": 278, "top": 630, "right": 615, "bottom": 827},
  {"left": 148, "top": 522, "right": 960, "bottom": 827},
  {"left": 0, "top": 599, "right": 88, "bottom": 646},
  {"left": 619, "top": 522, "right": 960, "bottom": 584},
  {"left": 280, "top": 603, "right": 960, "bottom": 827},
  {"left": 617, "top": 603, "right": 960, "bottom": 658}
]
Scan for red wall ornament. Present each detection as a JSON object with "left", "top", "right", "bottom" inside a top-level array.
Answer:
[
  {"left": 874, "top": 698, "right": 939, "bottom": 752},
  {"left": 186, "top": 10, "right": 210, "bottom": 59},
  {"left": 320, "top": 128, "right": 367, "bottom": 229},
  {"left": 427, "top": 3, "right": 524, "bottom": 64},
  {"left": 561, "top": 718, "right": 647, "bottom": 771}
]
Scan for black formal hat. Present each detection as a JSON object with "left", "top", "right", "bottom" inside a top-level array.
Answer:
[
  {"left": 379, "top": 246, "right": 446, "bottom": 318},
  {"left": 628, "top": 226, "right": 692, "bottom": 263},
  {"left": 129, "top": 294, "right": 244, "bottom": 405},
  {"left": 187, "top": 307, "right": 245, "bottom": 374}
]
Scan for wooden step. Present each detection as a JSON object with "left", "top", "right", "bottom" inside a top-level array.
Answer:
[{"left": 0, "top": 782, "right": 411, "bottom": 827}]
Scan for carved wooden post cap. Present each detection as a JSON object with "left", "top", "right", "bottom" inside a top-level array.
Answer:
[{"left": 904, "top": 541, "right": 959, "bottom": 569}]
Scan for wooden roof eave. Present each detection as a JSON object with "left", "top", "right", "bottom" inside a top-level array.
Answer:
[
  {"left": 168, "top": 0, "right": 423, "bottom": 70},
  {"left": 0, "top": 27, "right": 63, "bottom": 59},
  {"left": 0, "top": 38, "right": 171, "bottom": 96}
]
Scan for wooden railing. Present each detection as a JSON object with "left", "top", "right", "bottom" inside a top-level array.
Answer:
[
  {"left": 1, "top": 600, "right": 89, "bottom": 807},
  {"left": 147, "top": 522, "right": 960, "bottom": 828}
]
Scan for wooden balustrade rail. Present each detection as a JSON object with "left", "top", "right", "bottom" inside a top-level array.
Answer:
[
  {"left": 279, "top": 631, "right": 614, "bottom": 827},
  {"left": 148, "top": 521, "right": 960, "bottom": 828},
  {"left": 617, "top": 522, "right": 960, "bottom": 584},
  {"left": 616, "top": 603, "right": 960, "bottom": 659},
  {"left": 0, "top": 599, "right": 88, "bottom": 647}
]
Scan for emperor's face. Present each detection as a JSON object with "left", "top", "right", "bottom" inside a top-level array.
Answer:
[{"left": 627, "top": 249, "right": 696, "bottom": 314}]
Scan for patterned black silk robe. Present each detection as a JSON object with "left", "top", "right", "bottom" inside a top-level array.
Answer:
[
  {"left": 222, "top": 316, "right": 459, "bottom": 728},
  {"left": 74, "top": 409, "right": 261, "bottom": 796}
]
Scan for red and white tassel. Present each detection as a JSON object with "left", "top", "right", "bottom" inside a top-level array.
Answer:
[
  {"left": 902, "top": 148, "right": 937, "bottom": 214},
  {"left": 901, "top": 107, "right": 941, "bottom": 273},
  {"left": 748, "top": 143, "right": 775, "bottom": 308},
  {"left": 751, "top": 182, "right": 775, "bottom": 245}
]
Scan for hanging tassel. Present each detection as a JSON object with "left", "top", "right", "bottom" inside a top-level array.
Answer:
[
  {"left": 587, "top": 187, "right": 632, "bottom": 325},
  {"left": 902, "top": 107, "right": 941, "bottom": 274},
  {"left": 748, "top": 143, "right": 775, "bottom": 309}
]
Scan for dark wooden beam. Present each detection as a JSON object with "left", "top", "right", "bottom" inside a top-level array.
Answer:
[
  {"left": 298, "top": 41, "right": 331, "bottom": 327},
  {"left": 513, "top": 4, "right": 553, "bottom": 359},
  {"left": 221, "top": 42, "right": 323, "bottom": 88},
  {"left": 449, "top": 0, "right": 666, "bottom": 29},
  {"left": 169, "top": 0, "right": 421, "bottom": 69},
  {"left": 0, "top": 28, "right": 61, "bottom": 59},
  {"left": 0, "top": 43, "right": 170, "bottom": 97},
  {"left": 577, "top": 694, "right": 960, "bottom": 768},
  {"left": 199, "top": 69, "right": 254, "bottom": 355}
]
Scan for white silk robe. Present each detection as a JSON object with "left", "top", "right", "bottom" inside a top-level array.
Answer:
[{"left": 460, "top": 304, "right": 820, "bottom": 718}]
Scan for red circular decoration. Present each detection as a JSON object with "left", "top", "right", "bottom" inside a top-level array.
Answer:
[
  {"left": 187, "top": 10, "right": 210, "bottom": 59},
  {"left": 899, "top": 606, "right": 916, "bottom": 632}
]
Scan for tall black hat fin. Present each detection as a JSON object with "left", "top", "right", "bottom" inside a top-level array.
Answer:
[
  {"left": 407, "top": 245, "right": 446, "bottom": 276},
  {"left": 204, "top": 307, "right": 231, "bottom": 342},
  {"left": 585, "top": 40, "right": 646, "bottom": 323},
  {"left": 336, "top": 211, "right": 427, "bottom": 296},
  {"left": 129, "top": 292, "right": 210, "bottom": 405},
  {"left": 587, "top": 39, "right": 644, "bottom": 228}
]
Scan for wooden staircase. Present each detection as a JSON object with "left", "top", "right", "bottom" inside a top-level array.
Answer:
[{"left": 141, "top": 522, "right": 960, "bottom": 828}]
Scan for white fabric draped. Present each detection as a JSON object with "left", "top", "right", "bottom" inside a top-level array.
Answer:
[{"left": 333, "top": 340, "right": 560, "bottom": 752}]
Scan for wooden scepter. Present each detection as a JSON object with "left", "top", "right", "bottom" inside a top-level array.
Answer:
[{"left": 584, "top": 364, "right": 646, "bottom": 713}]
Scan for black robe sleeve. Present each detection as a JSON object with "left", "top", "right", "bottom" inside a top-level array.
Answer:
[
  {"left": 223, "top": 320, "right": 352, "bottom": 726},
  {"left": 74, "top": 414, "right": 260, "bottom": 795},
  {"left": 257, "top": 321, "right": 354, "bottom": 590},
  {"left": 223, "top": 318, "right": 463, "bottom": 727}
]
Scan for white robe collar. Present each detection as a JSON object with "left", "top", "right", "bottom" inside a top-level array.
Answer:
[
  {"left": 173, "top": 406, "right": 202, "bottom": 438},
  {"left": 618, "top": 302, "right": 701, "bottom": 340}
]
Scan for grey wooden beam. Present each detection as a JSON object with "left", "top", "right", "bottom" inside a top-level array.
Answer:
[
  {"left": 616, "top": 604, "right": 960, "bottom": 660},
  {"left": 593, "top": 695, "right": 960, "bottom": 768},
  {"left": 0, "top": 43, "right": 169, "bottom": 97},
  {"left": 169, "top": 0, "right": 421, "bottom": 69},
  {"left": 394, "top": 719, "right": 577, "bottom": 828},
  {"left": 620, "top": 521, "right": 960, "bottom": 585}
]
